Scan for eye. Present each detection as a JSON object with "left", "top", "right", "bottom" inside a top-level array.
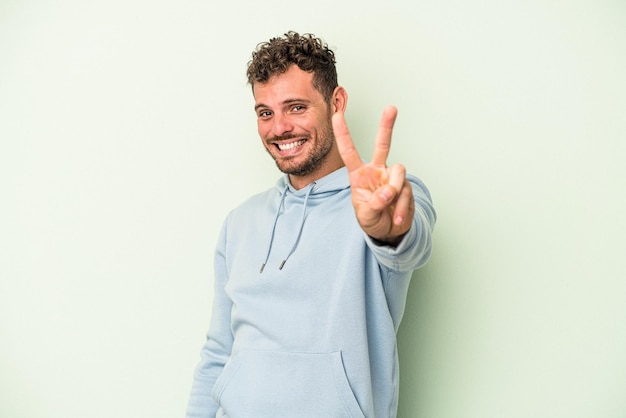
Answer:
[
  {"left": 291, "top": 104, "right": 306, "bottom": 113},
  {"left": 257, "top": 109, "right": 272, "bottom": 119}
]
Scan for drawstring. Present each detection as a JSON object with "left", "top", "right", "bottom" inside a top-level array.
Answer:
[
  {"left": 259, "top": 182, "right": 316, "bottom": 273},
  {"left": 279, "top": 182, "right": 315, "bottom": 270},
  {"left": 259, "top": 184, "right": 289, "bottom": 273}
]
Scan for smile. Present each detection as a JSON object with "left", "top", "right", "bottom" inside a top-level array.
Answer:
[{"left": 277, "top": 139, "right": 306, "bottom": 151}]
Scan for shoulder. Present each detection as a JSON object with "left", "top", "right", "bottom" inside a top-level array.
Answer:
[
  {"left": 222, "top": 179, "right": 288, "bottom": 230},
  {"left": 230, "top": 187, "right": 281, "bottom": 218}
]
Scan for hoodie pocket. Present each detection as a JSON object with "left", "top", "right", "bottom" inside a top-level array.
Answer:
[{"left": 211, "top": 350, "right": 365, "bottom": 418}]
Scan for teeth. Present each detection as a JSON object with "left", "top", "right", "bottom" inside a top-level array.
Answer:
[{"left": 278, "top": 140, "right": 305, "bottom": 151}]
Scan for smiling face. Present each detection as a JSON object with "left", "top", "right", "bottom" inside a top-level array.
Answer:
[{"left": 253, "top": 65, "right": 347, "bottom": 189}]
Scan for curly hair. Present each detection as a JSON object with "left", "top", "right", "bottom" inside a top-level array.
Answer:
[{"left": 246, "top": 31, "right": 338, "bottom": 103}]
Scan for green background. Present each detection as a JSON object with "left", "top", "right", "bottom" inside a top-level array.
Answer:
[{"left": 1, "top": 0, "right": 625, "bottom": 416}]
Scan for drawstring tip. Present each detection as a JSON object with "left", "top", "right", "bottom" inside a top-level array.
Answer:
[
  {"left": 259, "top": 264, "right": 265, "bottom": 273},
  {"left": 279, "top": 260, "right": 286, "bottom": 270}
]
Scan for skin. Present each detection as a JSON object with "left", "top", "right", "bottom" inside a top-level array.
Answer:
[
  {"left": 253, "top": 65, "right": 346, "bottom": 189},
  {"left": 253, "top": 65, "right": 414, "bottom": 245}
]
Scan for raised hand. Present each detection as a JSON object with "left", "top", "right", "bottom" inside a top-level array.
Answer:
[{"left": 332, "top": 106, "right": 415, "bottom": 246}]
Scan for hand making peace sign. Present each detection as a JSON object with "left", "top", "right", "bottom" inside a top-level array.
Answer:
[{"left": 332, "top": 106, "right": 415, "bottom": 246}]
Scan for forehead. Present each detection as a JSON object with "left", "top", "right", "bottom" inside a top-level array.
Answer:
[{"left": 253, "top": 65, "right": 323, "bottom": 107}]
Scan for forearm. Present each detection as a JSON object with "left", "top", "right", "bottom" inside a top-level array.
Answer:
[
  {"left": 186, "top": 334, "right": 230, "bottom": 418},
  {"left": 187, "top": 224, "right": 233, "bottom": 417}
]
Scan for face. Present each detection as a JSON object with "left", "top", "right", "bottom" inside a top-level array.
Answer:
[{"left": 253, "top": 65, "right": 343, "bottom": 187}]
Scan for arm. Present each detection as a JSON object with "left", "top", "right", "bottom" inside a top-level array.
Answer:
[
  {"left": 332, "top": 106, "right": 416, "bottom": 246},
  {"left": 186, "top": 222, "right": 233, "bottom": 418},
  {"left": 363, "top": 173, "right": 436, "bottom": 272},
  {"left": 332, "top": 106, "right": 435, "bottom": 268}
]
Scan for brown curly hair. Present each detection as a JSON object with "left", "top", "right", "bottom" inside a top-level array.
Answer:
[{"left": 246, "top": 31, "right": 338, "bottom": 103}]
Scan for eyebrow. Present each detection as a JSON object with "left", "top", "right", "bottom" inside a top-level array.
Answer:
[{"left": 254, "top": 98, "right": 312, "bottom": 112}]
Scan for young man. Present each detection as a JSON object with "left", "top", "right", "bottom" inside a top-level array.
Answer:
[{"left": 187, "top": 31, "right": 436, "bottom": 418}]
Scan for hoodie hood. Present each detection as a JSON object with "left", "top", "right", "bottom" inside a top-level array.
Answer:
[
  {"left": 277, "top": 166, "right": 351, "bottom": 197},
  {"left": 259, "top": 167, "right": 350, "bottom": 273}
]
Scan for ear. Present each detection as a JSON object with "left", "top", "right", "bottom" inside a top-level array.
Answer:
[{"left": 330, "top": 86, "right": 348, "bottom": 113}]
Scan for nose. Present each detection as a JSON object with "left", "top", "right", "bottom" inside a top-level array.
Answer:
[{"left": 271, "top": 113, "right": 294, "bottom": 137}]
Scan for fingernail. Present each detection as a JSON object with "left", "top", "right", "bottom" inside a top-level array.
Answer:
[{"left": 380, "top": 188, "right": 393, "bottom": 202}]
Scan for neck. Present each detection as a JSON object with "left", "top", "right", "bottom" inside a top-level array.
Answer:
[{"left": 288, "top": 158, "right": 345, "bottom": 190}]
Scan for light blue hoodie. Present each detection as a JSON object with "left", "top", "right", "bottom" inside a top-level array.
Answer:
[{"left": 187, "top": 167, "right": 436, "bottom": 418}]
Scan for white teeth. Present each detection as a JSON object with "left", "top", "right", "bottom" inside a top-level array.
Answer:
[{"left": 277, "top": 140, "right": 305, "bottom": 151}]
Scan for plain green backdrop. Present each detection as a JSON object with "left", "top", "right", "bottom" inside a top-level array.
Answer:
[{"left": 1, "top": 0, "right": 625, "bottom": 417}]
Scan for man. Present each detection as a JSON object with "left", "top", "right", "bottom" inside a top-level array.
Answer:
[{"left": 187, "top": 31, "right": 436, "bottom": 418}]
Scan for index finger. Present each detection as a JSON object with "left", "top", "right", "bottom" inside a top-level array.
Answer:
[
  {"left": 371, "top": 106, "right": 398, "bottom": 167},
  {"left": 332, "top": 111, "right": 363, "bottom": 172}
]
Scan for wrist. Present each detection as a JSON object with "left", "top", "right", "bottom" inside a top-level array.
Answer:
[{"left": 369, "top": 232, "right": 406, "bottom": 248}]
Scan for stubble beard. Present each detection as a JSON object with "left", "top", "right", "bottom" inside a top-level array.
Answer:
[{"left": 269, "top": 118, "right": 335, "bottom": 177}]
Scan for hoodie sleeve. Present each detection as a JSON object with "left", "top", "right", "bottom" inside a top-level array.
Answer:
[
  {"left": 186, "top": 220, "right": 233, "bottom": 418},
  {"left": 364, "top": 174, "right": 436, "bottom": 272}
]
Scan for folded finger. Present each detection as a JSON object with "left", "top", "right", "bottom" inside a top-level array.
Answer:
[
  {"left": 393, "top": 180, "right": 414, "bottom": 226},
  {"left": 387, "top": 163, "right": 406, "bottom": 195}
]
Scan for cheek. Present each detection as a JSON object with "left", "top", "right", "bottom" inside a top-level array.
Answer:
[{"left": 257, "top": 121, "right": 270, "bottom": 139}]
